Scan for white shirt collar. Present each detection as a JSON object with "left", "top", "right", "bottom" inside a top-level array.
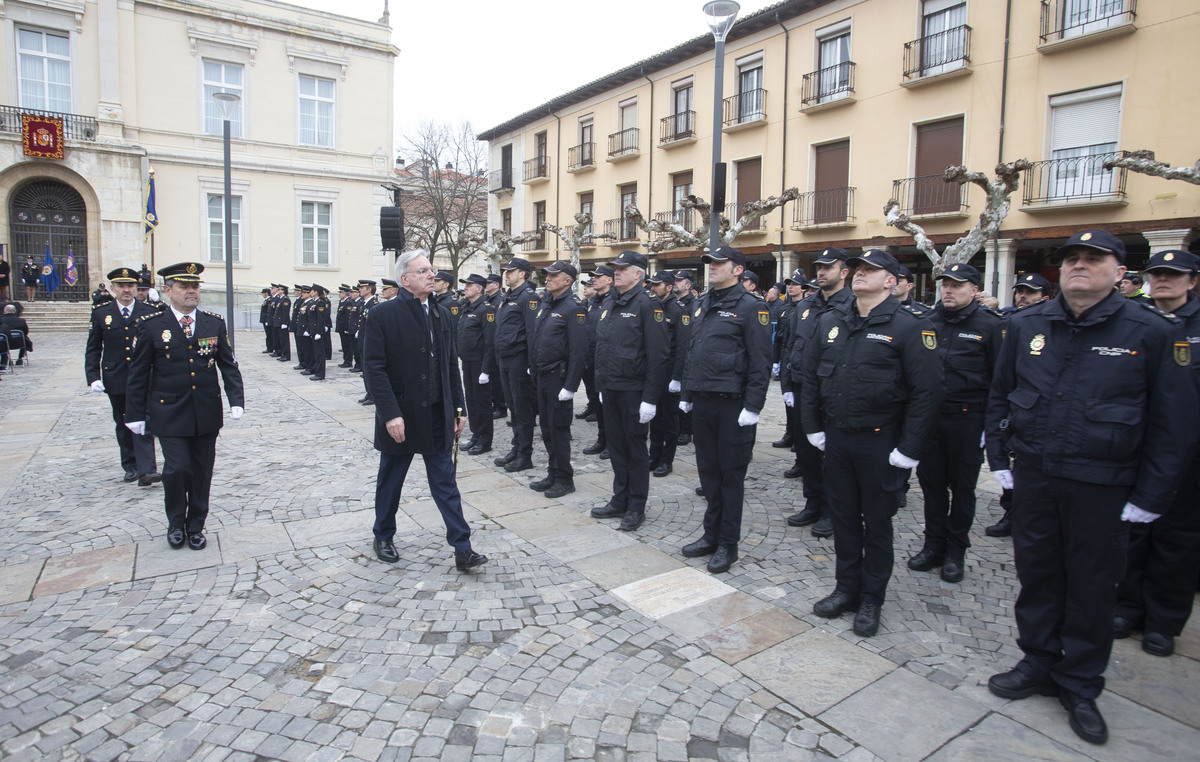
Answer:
[{"left": 170, "top": 306, "right": 197, "bottom": 324}]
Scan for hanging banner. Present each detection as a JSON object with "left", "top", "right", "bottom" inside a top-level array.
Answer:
[{"left": 22, "top": 114, "right": 65, "bottom": 159}]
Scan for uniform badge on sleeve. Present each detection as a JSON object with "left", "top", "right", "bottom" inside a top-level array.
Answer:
[
  {"left": 921, "top": 330, "right": 937, "bottom": 350},
  {"left": 1175, "top": 341, "right": 1192, "bottom": 366},
  {"left": 577, "top": 313, "right": 586, "bottom": 324},
  {"left": 758, "top": 311, "right": 769, "bottom": 325},
  {"left": 827, "top": 326, "right": 839, "bottom": 343},
  {"left": 802, "top": 309, "right": 810, "bottom": 320},
  {"left": 486, "top": 313, "right": 494, "bottom": 322},
  {"left": 529, "top": 300, "right": 538, "bottom": 311},
  {"left": 1030, "top": 334, "right": 1046, "bottom": 356},
  {"left": 654, "top": 309, "right": 663, "bottom": 322},
  {"left": 451, "top": 305, "right": 459, "bottom": 315},
  {"left": 681, "top": 314, "right": 690, "bottom": 326}
]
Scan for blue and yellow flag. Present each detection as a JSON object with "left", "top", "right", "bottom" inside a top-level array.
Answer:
[
  {"left": 64, "top": 247, "right": 78, "bottom": 286},
  {"left": 144, "top": 174, "right": 159, "bottom": 239},
  {"left": 40, "top": 245, "right": 60, "bottom": 293}
]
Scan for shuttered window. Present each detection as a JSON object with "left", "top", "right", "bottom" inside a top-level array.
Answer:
[{"left": 1050, "top": 85, "right": 1121, "bottom": 153}]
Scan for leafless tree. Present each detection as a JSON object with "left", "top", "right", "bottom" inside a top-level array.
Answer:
[
  {"left": 624, "top": 189, "right": 800, "bottom": 253},
  {"left": 460, "top": 229, "right": 543, "bottom": 274},
  {"left": 541, "top": 213, "right": 615, "bottom": 280},
  {"left": 884, "top": 160, "right": 1030, "bottom": 276},
  {"left": 1103, "top": 149, "right": 1200, "bottom": 185}
]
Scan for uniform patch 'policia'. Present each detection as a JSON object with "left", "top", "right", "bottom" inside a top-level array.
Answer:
[
  {"left": 758, "top": 311, "right": 769, "bottom": 325},
  {"left": 921, "top": 331, "right": 937, "bottom": 350},
  {"left": 1175, "top": 341, "right": 1192, "bottom": 367}
]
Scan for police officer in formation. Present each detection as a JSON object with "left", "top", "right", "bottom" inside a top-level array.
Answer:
[
  {"left": 259, "top": 288, "right": 273, "bottom": 354},
  {"left": 771, "top": 270, "right": 806, "bottom": 450},
  {"left": 354, "top": 279, "right": 378, "bottom": 403},
  {"left": 529, "top": 261, "right": 588, "bottom": 498},
  {"left": 484, "top": 273, "right": 509, "bottom": 420},
  {"left": 298, "top": 284, "right": 331, "bottom": 381},
  {"left": 645, "top": 271, "right": 686, "bottom": 477},
  {"left": 456, "top": 273, "right": 497, "bottom": 456},
  {"left": 492, "top": 257, "right": 540, "bottom": 473},
  {"left": 433, "top": 270, "right": 461, "bottom": 331},
  {"left": 336, "top": 284, "right": 356, "bottom": 368},
  {"left": 679, "top": 247, "right": 772, "bottom": 573},
  {"left": 581, "top": 266, "right": 614, "bottom": 457},
  {"left": 672, "top": 270, "right": 699, "bottom": 446}
]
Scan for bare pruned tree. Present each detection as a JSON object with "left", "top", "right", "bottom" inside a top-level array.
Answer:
[
  {"left": 884, "top": 160, "right": 1031, "bottom": 276},
  {"left": 460, "top": 229, "right": 543, "bottom": 274},
  {"left": 624, "top": 188, "right": 800, "bottom": 253},
  {"left": 541, "top": 213, "right": 615, "bottom": 279},
  {"left": 398, "top": 121, "right": 489, "bottom": 278},
  {"left": 1103, "top": 149, "right": 1200, "bottom": 185}
]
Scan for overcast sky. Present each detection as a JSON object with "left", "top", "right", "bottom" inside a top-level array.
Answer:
[{"left": 291, "top": 0, "right": 782, "bottom": 147}]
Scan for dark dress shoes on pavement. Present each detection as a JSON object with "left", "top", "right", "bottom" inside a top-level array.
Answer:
[
  {"left": 811, "top": 517, "right": 834, "bottom": 538},
  {"left": 618, "top": 511, "right": 644, "bottom": 531},
  {"left": 1111, "top": 615, "right": 1138, "bottom": 638},
  {"left": 987, "top": 668, "right": 1059, "bottom": 700},
  {"left": 492, "top": 409, "right": 506, "bottom": 419},
  {"left": 138, "top": 473, "right": 162, "bottom": 486},
  {"left": 545, "top": 481, "right": 575, "bottom": 499},
  {"left": 582, "top": 440, "right": 606, "bottom": 455},
  {"left": 591, "top": 501, "right": 626, "bottom": 519},
  {"left": 167, "top": 528, "right": 186, "bottom": 549},
  {"left": 455, "top": 550, "right": 488, "bottom": 572},
  {"left": 907, "top": 547, "right": 946, "bottom": 572},
  {"left": 676, "top": 433, "right": 691, "bottom": 446},
  {"left": 530, "top": 475, "right": 555, "bottom": 492},
  {"left": 494, "top": 449, "right": 517, "bottom": 467},
  {"left": 467, "top": 443, "right": 492, "bottom": 456},
  {"left": 188, "top": 532, "right": 207, "bottom": 551},
  {"left": 123, "top": 470, "right": 139, "bottom": 482},
  {"left": 505, "top": 458, "right": 533, "bottom": 473},
  {"left": 682, "top": 539, "right": 717, "bottom": 558},
  {"left": 813, "top": 591, "right": 860, "bottom": 618},
  {"left": 772, "top": 434, "right": 793, "bottom": 448},
  {"left": 1060, "top": 690, "right": 1108, "bottom": 745},
  {"left": 1142, "top": 631, "right": 1174, "bottom": 657},
  {"left": 309, "top": 375, "right": 324, "bottom": 381},
  {"left": 787, "top": 506, "right": 819, "bottom": 527},
  {"left": 694, "top": 485, "right": 704, "bottom": 496},
  {"left": 940, "top": 557, "right": 964, "bottom": 583},
  {"left": 853, "top": 602, "right": 881, "bottom": 637},
  {"left": 598, "top": 448, "right": 610, "bottom": 460},
  {"left": 653, "top": 463, "right": 672, "bottom": 477},
  {"left": 707, "top": 546, "right": 737, "bottom": 573},
  {"left": 985, "top": 515, "right": 1012, "bottom": 537},
  {"left": 784, "top": 463, "right": 803, "bottom": 479},
  {"left": 374, "top": 538, "right": 399, "bottom": 563}
]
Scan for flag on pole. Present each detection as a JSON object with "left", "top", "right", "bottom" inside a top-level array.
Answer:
[
  {"left": 64, "top": 247, "right": 78, "bottom": 286},
  {"left": 40, "top": 244, "right": 60, "bottom": 293},
  {"left": 144, "top": 173, "right": 159, "bottom": 239}
]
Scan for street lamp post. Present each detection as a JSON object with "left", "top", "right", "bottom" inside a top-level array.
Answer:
[
  {"left": 703, "top": 1, "right": 740, "bottom": 255},
  {"left": 213, "top": 91, "right": 240, "bottom": 351}
]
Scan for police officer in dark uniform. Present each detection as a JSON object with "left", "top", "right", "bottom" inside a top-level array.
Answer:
[
  {"left": 457, "top": 273, "right": 497, "bottom": 455},
  {"left": 355, "top": 279, "right": 378, "bottom": 404},
  {"left": 529, "top": 262, "right": 588, "bottom": 498},
  {"left": 908, "top": 263, "right": 1003, "bottom": 583},
  {"left": 274, "top": 285, "right": 291, "bottom": 361},
  {"left": 590, "top": 250, "right": 669, "bottom": 531},
  {"left": 306, "top": 284, "right": 331, "bottom": 381},
  {"left": 259, "top": 288, "right": 273, "bottom": 354},
  {"left": 484, "top": 273, "right": 509, "bottom": 420},
  {"left": 289, "top": 284, "right": 306, "bottom": 367},
  {"left": 433, "top": 270, "right": 461, "bottom": 331},
  {"left": 493, "top": 257, "right": 541, "bottom": 472},
  {"left": 894, "top": 265, "right": 930, "bottom": 315},
  {"left": 673, "top": 270, "right": 698, "bottom": 446},
  {"left": 647, "top": 270, "right": 685, "bottom": 477},
  {"left": 125, "top": 262, "right": 245, "bottom": 551},
  {"left": 801, "top": 249, "right": 944, "bottom": 637},
  {"left": 336, "top": 284, "right": 354, "bottom": 367},
  {"left": 679, "top": 247, "right": 773, "bottom": 573},
  {"left": 772, "top": 270, "right": 806, "bottom": 450},
  {"left": 85, "top": 267, "right": 161, "bottom": 484},
  {"left": 581, "top": 266, "right": 615, "bottom": 454},
  {"left": 984, "top": 230, "right": 1197, "bottom": 745}
]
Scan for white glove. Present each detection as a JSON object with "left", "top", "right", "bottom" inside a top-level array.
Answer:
[
  {"left": 888, "top": 449, "right": 919, "bottom": 469},
  {"left": 303, "top": 331, "right": 310, "bottom": 337},
  {"left": 281, "top": 324, "right": 288, "bottom": 330},
  {"left": 772, "top": 363, "right": 780, "bottom": 376},
  {"left": 478, "top": 373, "right": 490, "bottom": 384},
  {"left": 679, "top": 400, "right": 693, "bottom": 413},
  {"left": 354, "top": 331, "right": 358, "bottom": 338},
  {"left": 980, "top": 432, "right": 986, "bottom": 448},
  {"left": 313, "top": 333, "right": 320, "bottom": 340},
  {"left": 1121, "top": 503, "right": 1160, "bottom": 523},
  {"left": 90, "top": 380, "right": 105, "bottom": 393},
  {"left": 737, "top": 409, "right": 759, "bottom": 427},
  {"left": 806, "top": 432, "right": 826, "bottom": 452},
  {"left": 230, "top": 406, "right": 244, "bottom": 420},
  {"left": 638, "top": 402, "right": 656, "bottom": 424},
  {"left": 526, "top": 368, "right": 531, "bottom": 375},
  {"left": 782, "top": 391, "right": 794, "bottom": 407},
  {"left": 599, "top": 392, "right": 603, "bottom": 404},
  {"left": 558, "top": 388, "right": 574, "bottom": 402},
  {"left": 147, "top": 288, "right": 159, "bottom": 302},
  {"left": 993, "top": 469, "right": 1014, "bottom": 490},
  {"left": 668, "top": 380, "right": 681, "bottom": 393},
  {"left": 125, "top": 421, "right": 146, "bottom": 436}
]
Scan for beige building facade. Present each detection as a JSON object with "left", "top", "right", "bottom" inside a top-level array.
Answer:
[
  {"left": 0, "top": 0, "right": 396, "bottom": 316},
  {"left": 479, "top": 0, "right": 1200, "bottom": 307}
]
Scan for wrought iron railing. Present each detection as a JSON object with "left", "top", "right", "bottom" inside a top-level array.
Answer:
[
  {"left": 603, "top": 217, "right": 639, "bottom": 242},
  {"left": 523, "top": 155, "right": 549, "bottom": 182},
  {"left": 608, "top": 128, "right": 639, "bottom": 158},
  {"left": 722, "top": 202, "right": 765, "bottom": 231},
  {"left": 723, "top": 88, "right": 767, "bottom": 126},
  {"left": 903, "top": 25, "right": 971, "bottom": 79},
  {"left": 653, "top": 209, "right": 696, "bottom": 238},
  {"left": 791, "top": 188, "right": 856, "bottom": 228},
  {"left": 567, "top": 143, "right": 595, "bottom": 171},
  {"left": 488, "top": 168, "right": 514, "bottom": 193},
  {"left": 659, "top": 112, "right": 695, "bottom": 144},
  {"left": 522, "top": 229, "right": 546, "bottom": 251},
  {"left": 1040, "top": 0, "right": 1135, "bottom": 44},
  {"left": 1022, "top": 151, "right": 1126, "bottom": 205},
  {"left": 0, "top": 105, "right": 98, "bottom": 141},
  {"left": 801, "top": 63, "right": 855, "bottom": 107},
  {"left": 891, "top": 175, "right": 968, "bottom": 216}
]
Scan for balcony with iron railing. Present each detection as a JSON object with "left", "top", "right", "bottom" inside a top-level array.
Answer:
[
  {"left": 0, "top": 105, "right": 98, "bottom": 141},
  {"left": 567, "top": 143, "right": 595, "bottom": 172},
  {"left": 607, "top": 128, "right": 640, "bottom": 161},
  {"left": 1021, "top": 150, "right": 1127, "bottom": 209},
  {"left": 903, "top": 25, "right": 972, "bottom": 84},
  {"left": 791, "top": 188, "right": 856, "bottom": 229},
  {"left": 721, "top": 202, "right": 766, "bottom": 233},
  {"left": 521, "top": 229, "right": 547, "bottom": 251},
  {"left": 800, "top": 63, "right": 855, "bottom": 112},
  {"left": 723, "top": 89, "right": 766, "bottom": 130},
  {"left": 489, "top": 168, "right": 514, "bottom": 194},
  {"left": 659, "top": 111, "right": 696, "bottom": 147},
  {"left": 523, "top": 155, "right": 550, "bottom": 183},
  {"left": 603, "top": 217, "right": 640, "bottom": 244},
  {"left": 891, "top": 175, "right": 969, "bottom": 218},
  {"left": 653, "top": 209, "right": 697, "bottom": 240},
  {"left": 1039, "top": 0, "right": 1136, "bottom": 50}
]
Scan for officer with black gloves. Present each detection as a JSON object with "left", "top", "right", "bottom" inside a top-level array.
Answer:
[
  {"left": 909, "top": 263, "right": 1003, "bottom": 583},
  {"left": 679, "top": 247, "right": 773, "bottom": 574},
  {"left": 800, "top": 249, "right": 943, "bottom": 637},
  {"left": 492, "top": 257, "right": 542, "bottom": 473},
  {"left": 984, "top": 230, "right": 1198, "bottom": 746}
]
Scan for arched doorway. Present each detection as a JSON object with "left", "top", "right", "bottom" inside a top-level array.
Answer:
[{"left": 9, "top": 179, "right": 88, "bottom": 301}]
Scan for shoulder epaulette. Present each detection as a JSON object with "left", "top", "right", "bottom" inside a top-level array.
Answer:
[
  {"left": 1138, "top": 301, "right": 1180, "bottom": 321},
  {"left": 202, "top": 309, "right": 225, "bottom": 321}
]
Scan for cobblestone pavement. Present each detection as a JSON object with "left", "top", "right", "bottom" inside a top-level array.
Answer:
[{"left": 1, "top": 331, "right": 1197, "bottom": 762}]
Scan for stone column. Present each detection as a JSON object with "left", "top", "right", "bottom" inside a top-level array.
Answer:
[
  {"left": 96, "top": 0, "right": 125, "bottom": 142},
  {"left": 1142, "top": 228, "right": 1195, "bottom": 254},
  {"left": 779, "top": 249, "right": 799, "bottom": 280},
  {"left": 988, "top": 238, "right": 1020, "bottom": 309}
]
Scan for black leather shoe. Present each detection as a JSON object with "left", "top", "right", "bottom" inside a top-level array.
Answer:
[
  {"left": 349, "top": 366, "right": 362, "bottom": 373},
  {"left": 677, "top": 433, "right": 691, "bottom": 446},
  {"left": 1142, "top": 631, "right": 1175, "bottom": 657},
  {"left": 338, "top": 362, "right": 352, "bottom": 368},
  {"left": 360, "top": 397, "right": 374, "bottom": 406},
  {"left": 591, "top": 501, "right": 626, "bottom": 518},
  {"left": 772, "top": 435, "right": 793, "bottom": 448},
  {"left": 787, "top": 506, "right": 819, "bottom": 527},
  {"left": 941, "top": 557, "right": 964, "bottom": 583},
  {"left": 682, "top": 539, "right": 717, "bottom": 558},
  {"left": 467, "top": 443, "right": 492, "bottom": 456},
  {"left": 618, "top": 511, "right": 645, "bottom": 531},
  {"left": 188, "top": 532, "right": 207, "bottom": 551},
  {"left": 707, "top": 545, "right": 737, "bottom": 573},
  {"left": 455, "top": 550, "right": 488, "bottom": 572},
  {"left": 294, "top": 364, "right": 304, "bottom": 370},
  {"left": 493, "top": 449, "right": 517, "bottom": 466},
  {"left": 653, "top": 463, "right": 672, "bottom": 477},
  {"left": 300, "top": 369, "right": 312, "bottom": 375},
  {"left": 123, "top": 470, "right": 139, "bottom": 482},
  {"left": 373, "top": 538, "right": 399, "bottom": 563},
  {"left": 813, "top": 591, "right": 860, "bottom": 618},
  {"left": 985, "top": 515, "right": 1012, "bottom": 537},
  {"left": 1112, "top": 615, "right": 1138, "bottom": 638},
  {"left": 309, "top": 375, "right": 324, "bottom": 381},
  {"left": 492, "top": 409, "right": 506, "bottom": 419},
  {"left": 585, "top": 412, "right": 597, "bottom": 422},
  {"left": 575, "top": 406, "right": 592, "bottom": 419},
  {"left": 811, "top": 517, "right": 834, "bottom": 538},
  {"left": 357, "top": 394, "right": 371, "bottom": 403},
  {"left": 138, "top": 473, "right": 162, "bottom": 486},
  {"left": 277, "top": 356, "right": 289, "bottom": 362},
  {"left": 167, "top": 528, "right": 186, "bottom": 549},
  {"left": 784, "top": 463, "right": 803, "bottom": 479},
  {"left": 987, "top": 668, "right": 1058, "bottom": 700},
  {"left": 262, "top": 349, "right": 272, "bottom": 353},
  {"left": 1059, "top": 690, "right": 1107, "bottom": 745},
  {"left": 544, "top": 481, "right": 575, "bottom": 499},
  {"left": 598, "top": 449, "right": 610, "bottom": 460},
  {"left": 898, "top": 493, "right": 908, "bottom": 508},
  {"left": 530, "top": 475, "right": 556, "bottom": 492},
  {"left": 583, "top": 440, "right": 606, "bottom": 455},
  {"left": 694, "top": 485, "right": 704, "bottom": 496},
  {"left": 505, "top": 458, "right": 533, "bottom": 473},
  {"left": 853, "top": 602, "right": 881, "bottom": 637},
  {"left": 907, "top": 547, "right": 946, "bottom": 572}
]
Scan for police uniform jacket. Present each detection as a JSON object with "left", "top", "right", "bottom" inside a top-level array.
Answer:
[
  {"left": 314, "top": 296, "right": 331, "bottom": 337},
  {"left": 259, "top": 298, "right": 270, "bottom": 326},
  {"left": 585, "top": 290, "right": 610, "bottom": 363},
  {"left": 800, "top": 295, "right": 944, "bottom": 459},
  {"left": 985, "top": 290, "right": 1197, "bottom": 514},
  {"left": 290, "top": 297, "right": 303, "bottom": 333},
  {"left": 362, "top": 290, "right": 465, "bottom": 455},
  {"left": 680, "top": 283, "right": 773, "bottom": 412},
  {"left": 355, "top": 295, "right": 377, "bottom": 337},
  {"left": 494, "top": 280, "right": 540, "bottom": 362},
  {"left": 772, "top": 296, "right": 796, "bottom": 363},
  {"left": 900, "top": 297, "right": 931, "bottom": 316},
  {"left": 532, "top": 290, "right": 588, "bottom": 392},
  {"left": 126, "top": 310, "right": 245, "bottom": 437},
  {"left": 594, "top": 285, "right": 670, "bottom": 402},
  {"left": 85, "top": 299, "right": 157, "bottom": 393},
  {"left": 457, "top": 295, "right": 498, "bottom": 376},
  {"left": 926, "top": 299, "right": 1004, "bottom": 406},
  {"left": 658, "top": 295, "right": 687, "bottom": 383},
  {"left": 336, "top": 297, "right": 351, "bottom": 333},
  {"left": 780, "top": 286, "right": 853, "bottom": 392},
  {"left": 435, "top": 291, "right": 461, "bottom": 331}
]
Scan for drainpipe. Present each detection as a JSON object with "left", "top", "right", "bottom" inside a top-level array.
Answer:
[
  {"left": 642, "top": 67, "right": 654, "bottom": 258},
  {"left": 550, "top": 109, "right": 561, "bottom": 259},
  {"left": 776, "top": 11, "right": 791, "bottom": 282},
  {"left": 991, "top": 0, "right": 1014, "bottom": 298}
]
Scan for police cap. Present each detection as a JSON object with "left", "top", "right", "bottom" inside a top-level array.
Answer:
[
  {"left": 107, "top": 267, "right": 139, "bottom": 283},
  {"left": 380, "top": 278, "right": 399, "bottom": 288},
  {"left": 158, "top": 262, "right": 204, "bottom": 283},
  {"left": 1055, "top": 229, "right": 1126, "bottom": 263},
  {"left": 541, "top": 261, "right": 578, "bottom": 279},
  {"left": 741, "top": 271, "right": 759, "bottom": 285},
  {"left": 847, "top": 249, "right": 901, "bottom": 277},
  {"left": 1013, "top": 273, "right": 1052, "bottom": 292},
  {"left": 502, "top": 257, "right": 533, "bottom": 273},
  {"left": 702, "top": 246, "right": 746, "bottom": 268},
  {"left": 647, "top": 270, "right": 675, "bottom": 285},
  {"left": 610, "top": 250, "right": 649, "bottom": 270},
  {"left": 813, "top": 247, "right": 849, "bottom": 266},
  {"left": 938, "top": 263, "right": 981, "bottom": 285},
  {"left": 434, "top": 270, "right": 454, "bottom": 283},
  {"left": 1145, "top": 249, "right": 1199, "bottom": 274},
  {"left": 460, "top": 273, "right": 488, "bottom": 287}
]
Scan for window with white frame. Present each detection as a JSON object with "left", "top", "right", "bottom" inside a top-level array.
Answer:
[
  {"left": 816, "top": 22, "right": 852, "bottom": 102},
  {"left": 298, "top": 75, "right": 335, "bottom": 147},
  {"left": 736, "top": 53, "right": 764, "bottom": 121},
  {"left": 17, "top": 28, "right": 71, "bottom": 112},
  {"left": 1063, "top": 0, "right": 1127, "bottom": 38},
  {"left": 670, "top": 79, "right": 694, "bottom": 138},
  {"left": 207, "top": 194, "right": 243, "bottom": 263},
  {"left": 1047, "top": 84, "right": 1122, "bottom": 200},
  {"left": 921, "top": 1, "right": 967, "bottom": 75},
  {"left": 203, "top": 60, "right": 244, "bottom": 137},
  {"left": 301, "top": 201, "right": 332, "bottom": 265}
]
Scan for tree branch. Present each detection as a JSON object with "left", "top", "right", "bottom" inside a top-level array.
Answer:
[{"left": 1103, "top": 149, "right": 1200, "bottom": 185}]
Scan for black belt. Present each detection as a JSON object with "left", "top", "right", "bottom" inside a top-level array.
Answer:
[{"left": 693, "top": 391, "right": 741, "bottom": 400}]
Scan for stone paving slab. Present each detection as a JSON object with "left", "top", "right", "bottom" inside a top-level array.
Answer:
[
  {"left": 657, "top": 589, "right": 775, "bottom": 641},
  {"left": 1093, "top": 637, "right": 1200, "bottom": 729},
  {"left": 33, "top": 544, "right": 134, "bottom": 597},
  {"left": 701, "top": 606, "right": 812, "bottom": 664},
  {"left": 464, "top": 484, "right": 557, "bottom": 518},
  {"left": 566, "top": 541, "right": 685, "bottom": 589},
  {"left": 0, "top": 558, "right": 42, "bottom": 604},
  {"left": 610, "top": 567, "right": 736, "bottom": 619},
  {"left": 287, "top": 508, "right": 384, "bottom": 550},
  {"left": 925, "top": 713, "right": 1092, "bottom": 761},
  {"left": 531, "top": 523, "right": 637, "bottom": 563},
  {"left": 486, "top": 503, "right": 595, "bottom": 540},
  {"left": 134, "top": 537, "right": 222, "bottom": 580},
  {"left": 218, "top": 521, "right": 295, "bottom": 562}
]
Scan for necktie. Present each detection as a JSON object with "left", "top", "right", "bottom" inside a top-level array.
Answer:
[
  {"left": 121, "top": 306, "right": 130, "bottom": 320},
  {"left": 180, "top": 314, "right": 193, "bottom": 339}
]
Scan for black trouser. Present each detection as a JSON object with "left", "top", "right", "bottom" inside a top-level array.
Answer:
[
  {"left": 1011, "top": 462, "right": 1128, "bottom": 699},
  {"left": 308, "top": 334, "right": 326, "bottom": 378},
  {"left": 354, "top": 331, "right": 365, "bottom": 371},
  {"left": 916, "top": 410, "right": 985, "bottom": 555},
  {"left": 783, "top": 394, "right": 801, "bottom": 444},
  {"left": 461, "top": 359, "right": 493, "bottom": 447},
  {"left": 693, "top": 394, "right": 754, "bottom": 547},
  {"left": 679, "top": 408, "right": 692, "bottom": 437},
  {"left": 1116, "top": 468, "right": 1200, "bottom": 637},
  {"left": 108, "top": 393, "right": 156, "bottom": 476},
  {"left": 263, "top": 323, "right": 274, "bottom": 353},
  {"left": 275, "top": 325, "right": 290, "bottom": 359},
  {"left": 497, "top": 360, "right": 513, "bottom": 414},
  {"left": 582, "top": 362, "right": 605, "bottom": 443},
  {"left": 824, "top": 424, "right": 905, "bottom": 606},
  {"left": 648, "top": 388, "right": 680, "bottom": 466},
  {"left": 339, "top": 331, "right": 353, "bottom": 364},
  {"left": 297, "top": 333, "right": 311, "bottom": 369},
  {"left": 790, "top": 390, "right": 826, "bottom": 515},
  {"left": 500, "top": 355, "right": 536, "bottom": 459},
  {"left": 537, "top": 369, "right": 574, "bottom": 483},
  {"left": 602, "top": 388, "right": 650, "bottom": 513},
  {"left": 158, "top": 433, "right": 218, "bottom": 534}
]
